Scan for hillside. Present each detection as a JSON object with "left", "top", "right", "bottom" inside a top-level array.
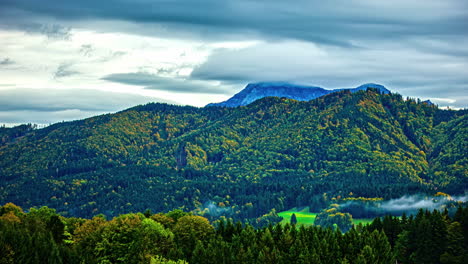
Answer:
[{"left": 0, "top": 89, "right": 466, "bottom": 219}]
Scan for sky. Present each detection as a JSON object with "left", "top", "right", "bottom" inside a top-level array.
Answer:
[{"left": 0, "top": 0, "right": 467, "bottom": 126}]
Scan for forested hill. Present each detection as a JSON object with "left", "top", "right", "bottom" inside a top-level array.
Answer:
[{"left": 0, "top": 89, "right": 466, "bottom": 218}]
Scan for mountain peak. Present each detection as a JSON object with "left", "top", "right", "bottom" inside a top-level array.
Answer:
[
  {"left": 353, "top": 83, "right": 390, "bottom": 93},
  {"left": 422, "top": 99, "right": 435, "bottom": 105},
  {"left": 245, "top": 81, "right": 322, "bottom": 89},
  {"left": 207, "top": 82, "right": 389, "bottom": 107}
]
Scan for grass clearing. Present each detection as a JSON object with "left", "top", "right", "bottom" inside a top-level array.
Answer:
[
  {"left": 278, "top": 207, "right": 317, "bottom": 226},
  {"left": 278, "top": 207, "right": 373, "bottom": 226}
]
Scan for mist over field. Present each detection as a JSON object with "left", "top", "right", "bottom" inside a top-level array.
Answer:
[
  {"left": 198, "top": 200, "right": 233, "bottom": 217},
  {"left": 339, "top": 194, "right": 468, "bottom": 218}
]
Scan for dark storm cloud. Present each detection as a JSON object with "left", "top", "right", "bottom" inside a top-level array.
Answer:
[
  {"left": 102, "top": 72, "right": 230, "bottom": 94},
  {"left": 1, "top": 0, "right": 467, "bottom": 47}
]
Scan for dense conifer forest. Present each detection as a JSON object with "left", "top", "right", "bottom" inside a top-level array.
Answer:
[{"left": 1, "top": 203, "right": 467, "bottom": 264}]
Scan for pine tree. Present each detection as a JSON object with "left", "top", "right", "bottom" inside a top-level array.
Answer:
[
  {"left": 440, "top": 222, "right": 466, "bottom": 264},
  {"left": 291, "top": 213, "right": 298, "bottom": 225},
  {"left": 190, "top": 240, "right": 206, "bottom": 264},
  {"left": 370, "top": 230, "right": 394, "bottom": 264},
  {"left": 411, "top": 218, "right": 434, "bottom": 264}
]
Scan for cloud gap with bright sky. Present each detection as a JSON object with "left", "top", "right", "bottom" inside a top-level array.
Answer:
[{"left": 0, "top": 0, "right": 467, "bottom": 125}]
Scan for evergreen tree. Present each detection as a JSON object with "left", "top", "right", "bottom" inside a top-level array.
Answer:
[
  {"left": 440, "top": 222, "right": 466, "bottom": 264},
  {"left": 291, "top": 213, "right": 298, "bottom": 225}
]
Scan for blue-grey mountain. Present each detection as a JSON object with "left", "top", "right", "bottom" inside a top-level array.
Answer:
[{"left": 206, "top": 82, "right": 390, "bottom": 107}]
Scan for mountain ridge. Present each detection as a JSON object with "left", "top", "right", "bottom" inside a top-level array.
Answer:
[{"left": 206, "top": 82, "right": 390, "bottom": 107}]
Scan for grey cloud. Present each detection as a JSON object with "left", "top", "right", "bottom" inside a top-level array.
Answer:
[
  {"left": 190, "top": 41, "right": 468, "bottom": 108},
  {"left": 0, "top": 6, "right": 72, "bottom": 39},
  {"left": 1, "top": 0, "right": 467, "bottom": 109},
  {"left": 1, "top": 0, "right": 467, "bottom": 48},
  {"left": 102, "top": 72, "right": 230, "bottom": 94},
  {"left": 0, "top": 109, "right": 105, "bottom": 126},
  {"left": 79, "top": 44, "right": 127, "bottom": 61},
  {"left": 157, "top": 68, "right": 176, "bottom": 75},
  {"left": 0, "top": 88, "right": 172, "bottom": 113},
  {"left": 79, "top": 44, "right": 94, "bottom": 57},
  {"left": 38, "top": 23, "right": 72, "bottom": 40},
  {"left": 408, "top": 37, "right": 468, "bottom": 58},
  {"left": 0, "top": 88, "right": 175, "bottom": 125},
  {"left": 98, "top": 50, "right": 127, "bottom": 62},
  {"left": 17, "top": 21, "right": 73, "bottom": 40},
  {"left": 109, "top": 51, "right": 126, "bottom": 58},
  {"left": 0, "top": 58, "right": 14, "bottom": 65},
  {"left": 54, "top": 63, "right": 79, "bottom": 79}
]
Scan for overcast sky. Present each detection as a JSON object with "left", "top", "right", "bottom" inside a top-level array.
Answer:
[{"left": 1, "top": 0, "right": 467, "bottom": 126}]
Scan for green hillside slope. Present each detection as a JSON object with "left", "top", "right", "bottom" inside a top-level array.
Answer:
[{"left": 0, "top": 89, "right": 466, "bottom": 218}]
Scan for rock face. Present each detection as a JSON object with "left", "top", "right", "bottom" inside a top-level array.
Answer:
[{"left": 206, "top": 82, "right": 390, "bottom": 107}]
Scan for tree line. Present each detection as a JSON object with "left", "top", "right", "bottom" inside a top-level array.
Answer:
[{"left": 1, "top": 203, "right": 467, "bottom": 263}]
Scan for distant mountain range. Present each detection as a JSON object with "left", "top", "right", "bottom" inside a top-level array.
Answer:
[{"left": 207, "top": 82, "right": 390, "bottom": 107}]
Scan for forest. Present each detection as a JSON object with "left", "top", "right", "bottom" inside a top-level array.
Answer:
[
  {"left": 1, "top": 202, "right": 467, "bottom": 264},
  {"left": 0, "top": 89, "right": 467, "bottom": 221}
]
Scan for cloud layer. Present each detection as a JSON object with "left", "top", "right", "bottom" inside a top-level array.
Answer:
[
  {"left": 0, "top": 0, "right": 467, "bottom": 124},
  {"left": 2, "top": 0, "right": 467, "bottom": 46},
  {"left": 191, "top": 40, "right": 468, "bottom": 108},
  {"left": 102, "top": 72, "right": 231, "bottom": 94},
  {"left": 340, "top": 194, "right": 468, "bottom": 218},
  {"left": 0, "top": 88, "right": 170, "bottom": 125}
]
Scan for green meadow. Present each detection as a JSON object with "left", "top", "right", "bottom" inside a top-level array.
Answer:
[
  {"left": 278, "top": 207, "right": 317, "bottom": 225},
  {"left": 278, "top": 207, "right": 373, "bottom": 226}
]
